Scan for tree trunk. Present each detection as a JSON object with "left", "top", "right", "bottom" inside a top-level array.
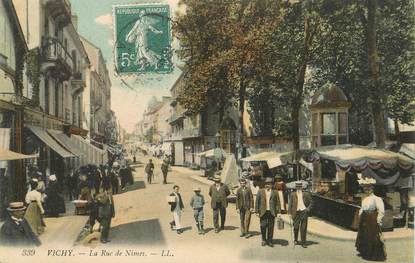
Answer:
[
  {"left": 367, "top": 0, "right": 386, "bottom": 148},
  {"left": 239, "top": 79, "right": 246, "bottom": 159},
  {"left": 291, "top": 14, "right": 314, "bottom": 180}
]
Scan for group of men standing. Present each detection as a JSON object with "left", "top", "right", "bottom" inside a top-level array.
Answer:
[
  {"left": 169, "top": 175, "right": 313, "bottom": 248},
  {"left": 236, "top": 178, "right": 312, "bottom": 247}
]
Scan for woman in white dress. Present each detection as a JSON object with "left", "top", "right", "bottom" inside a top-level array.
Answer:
[{"left": 24, "top": 180, "right": 45, "bottom": 235}]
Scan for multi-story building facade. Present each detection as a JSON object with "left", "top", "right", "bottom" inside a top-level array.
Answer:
[
  {"left": 0, "top": 0, "right": 29, "bottom": 211},
  {"left": 80, "top": 36, "right": 112, "bottom": 147},
  {"left": 9, "top": 0, "right": 108, "bottom": 193}
]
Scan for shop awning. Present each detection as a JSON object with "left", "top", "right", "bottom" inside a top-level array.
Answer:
[
  {"left": 72, "top": 135, "right": 107, "bottom": 165},
  {"left": 241, "top": 151, "right": 294, "bottom": 169},
  {"left": 304, "top": 144, "right": 415, "bottom": 185},
  {"left": 47, "top": 130, "right": 85, "bottom": 157},
  {"left": 198, "top": 148, "right": 226, "bottom": 159},
  {"left": 27, "top": 126, "right": 75, "bottom": 158},
  {"left": 0, "top": 149, "right": 37, "bottom": 161}
]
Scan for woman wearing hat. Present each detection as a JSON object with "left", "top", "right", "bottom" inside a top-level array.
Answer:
[
  {"left": 0, "top": 202, "right": 41, "bottom": 246},
  {"left": 24, "top": 180, "right": 45, "bottom": 235},
  {"left": 355, "top": 178, "right": 387, "bottom": 261},
  {"left": 45, "top": 175, "right": 64, "bottom": 217}
]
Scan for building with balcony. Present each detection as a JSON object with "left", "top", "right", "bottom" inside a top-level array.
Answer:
[
  {"left": 11, "top": 0, "right": 105, "bottom": 189},
  {"left": 0, "top": 0, "right": 29, "bottom": 211},
  {"left": 80, "top": 36, "right": 112, "bottom": 147}
]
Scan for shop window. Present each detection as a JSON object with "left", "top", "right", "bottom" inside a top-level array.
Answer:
[{"left": 321, "top": 113, "right": 336, "bottom": 135}]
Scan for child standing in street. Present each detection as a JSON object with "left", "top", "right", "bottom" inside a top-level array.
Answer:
[{"left": 190, "top": 187, "right": 205, "bottom": 235}]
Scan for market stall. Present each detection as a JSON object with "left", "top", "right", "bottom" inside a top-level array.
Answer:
[
  {"left": 198, "top": 148, "right": 226, "bottom": 177},
  {"left": 304, "top": 144, "right": 415, "bottom": 230}
]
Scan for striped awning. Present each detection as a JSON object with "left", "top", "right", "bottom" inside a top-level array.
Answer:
[{"left": 27, "top": 126, "right": 75, "bottom": 158}]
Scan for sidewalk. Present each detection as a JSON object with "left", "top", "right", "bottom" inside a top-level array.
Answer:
[
  {"left": 279, "top": 214, "right": 413, "bottom": 242},
  {"left": 188, "top": 172, "right": 414, "bottom": 242},
  {"left": 39, "top": 200, "right": 88, "bottom": 246}
]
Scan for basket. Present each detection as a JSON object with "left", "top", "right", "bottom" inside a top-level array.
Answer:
[{"left": 166, "top": 195, "right": 176, "bottom": 203}]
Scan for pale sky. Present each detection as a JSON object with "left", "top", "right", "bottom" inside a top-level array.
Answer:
[{"left": 70, "top": 0, "right": 182, "bottom": 133}]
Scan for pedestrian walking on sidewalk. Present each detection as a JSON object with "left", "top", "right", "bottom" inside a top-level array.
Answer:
[
  {"left": 168, "top": 185, "right": 184, "bottom": 234},
  {"left": 97, "top": 187, "right": 115, "bottom": 243},
  {"left": 145, "top": 159, "right": 155, "bottom": 184},
  {"left": 355, "top": 181, "right": 386, "bottom": 261},
  {"left": 161, "top": 159, "right": 169, "bottom": 184},
  {"left": 209, "top": 178, "right": 230, "bottom": 233},
  {"left": 288, "top": 181, "right": 313, "bottom": 248},
  {"left": 109, "top": 167, "right": 119, "bottom": 195},
  {"left": 190, "top": 187, "right": 205, "bottom": 234},
  {"left": 45, "top": 175, "right": 65, "bottom": 217},
  {"left": 255, "top": 178, "right": 281, "bottom": 247},
  {"left": 24, "top": 180, "right": 45, "bottom": 236},
  {"left": 236, "top": 179, "right": 254, "bottom": 238},
  {"left": 87, "top": 193, "right": 99, "bottom": 232},
  {"left": 0, "top": 202, "right": 41, "bottom": 246}
]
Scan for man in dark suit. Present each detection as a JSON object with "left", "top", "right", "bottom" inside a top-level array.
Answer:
[
  {"left": 288, "top": 181, "right": 313, "bottom": 248},
  {"left": 255, "top": 177, "right": 281, "bottom": 247},
  {"left": 209, "top": 178, "right": 230, "bottom": 233},
  {"left": 98, "top": 186, "right": 115, "bottom": 243},
  {"left": 236, "top": 179, "right": 254, "bottom": 238},
  {"left": 0, "top": 202, "right": 41, "bottom": 246}
]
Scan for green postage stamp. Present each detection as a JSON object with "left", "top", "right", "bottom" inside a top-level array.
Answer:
[{"left": 113, "top": 4, "right": 172, "bottom": 74}]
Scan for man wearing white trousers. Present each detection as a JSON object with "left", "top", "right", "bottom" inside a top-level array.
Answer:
[{"left": 169, "top": 185, "right": 184, "bottom": 234}]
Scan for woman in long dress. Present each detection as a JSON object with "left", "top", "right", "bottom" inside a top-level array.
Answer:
[
  {"left": 24, "top": 180, "right": 45, "bottom": 235},
  {"left": 45, "top": 175, "right": 64, "bottom": 217},
  {"left": 355, "top": 183, "right": 387, "bottom": 261}
]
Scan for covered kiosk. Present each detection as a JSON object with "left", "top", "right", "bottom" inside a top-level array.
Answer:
[{"left": 305, "top": 144, "right": 415, "bottom": 230}]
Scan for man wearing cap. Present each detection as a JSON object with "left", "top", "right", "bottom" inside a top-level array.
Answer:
[
  {"left": 288, "top": 181, "right": 313, "bottom": 248},
  {"left": 190, "top": 187, "right": 205, "bottom": 234},
  {"left": 209, "top": 178, "right": 230, "bottom": 233},
  {"left": 255, "top": 178, "right": 281, "bottom": 247},
  {"left": 0, "top": 202, "right": 41, "bottom": 246},
  {"left": 236, "top": 179, "right": 254, "bottom": 238}
]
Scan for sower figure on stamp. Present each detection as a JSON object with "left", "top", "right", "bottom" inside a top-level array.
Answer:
[
  {"left": 190, "top": 187, "right": 205, "bottom": 235},
  {"left": 0, "top": 202, "right": 41, "bottom": 247},
  {"left": 288, "top": 181, "right": 313, "bottom": 248},
  {"left": 97, "top": 185, "right": 115, "bottom": 243},
  {"left": 209, "top": 178, "right": 230, "bottom": 233},
  {"left": 255, "top": 178, "right": 281, "bottom": 247},
  {"left": 236, "top": 178, "right": 254, "bottom": 238}
]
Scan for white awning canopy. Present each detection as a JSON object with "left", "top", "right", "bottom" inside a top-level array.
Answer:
[
  {"left": 0, "top": 149, "right": 37, "bottom": 161},
  {"left": 198, "top": 148, "right": 226, "bottom": 159},
  {"left": 241, "top": 151, "right": 294, "bottom": 169}
]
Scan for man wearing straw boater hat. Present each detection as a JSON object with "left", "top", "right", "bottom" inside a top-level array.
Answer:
[
  {"left": 0, "top": 202, "right": 41, "bottom": 246},
  {"left": 288, "top": 181, "right": 313, "bottom": 248},
  {"left": 355, "top": 176, "right": 386, "bottom": 261}
]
